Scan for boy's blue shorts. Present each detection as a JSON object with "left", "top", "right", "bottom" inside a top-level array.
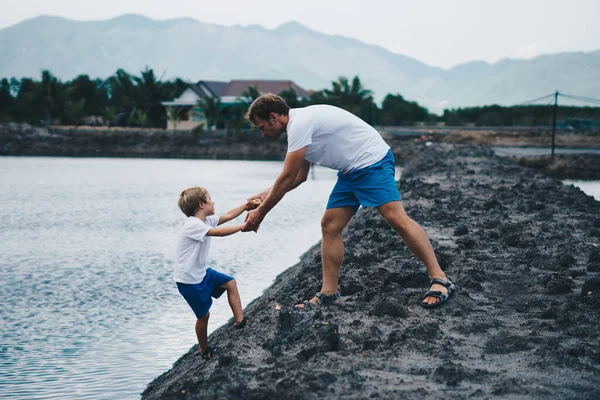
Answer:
[
  {"left": 327, "top": 149, "right": 401, "bottom": 213},
  {"left": 176, "top": 268, "right": 234, "bottom": 319}
]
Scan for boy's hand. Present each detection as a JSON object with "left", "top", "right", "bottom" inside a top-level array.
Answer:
[
  {"left": 243, "top": 209, "right": 264, "bottom": 232},
  {"left": 245, "top": 199, "right": 261, "bottom": 211}
]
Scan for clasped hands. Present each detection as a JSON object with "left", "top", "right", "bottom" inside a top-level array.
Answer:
[{"left": 242, "top": 198, "right": 263, "bottom": 232}]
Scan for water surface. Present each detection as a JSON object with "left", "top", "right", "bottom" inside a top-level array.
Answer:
[{"left": 0, "top": 157, "right": 337, "bottom": 399}]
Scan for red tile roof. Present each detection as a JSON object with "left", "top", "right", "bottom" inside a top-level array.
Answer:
[{"left": 223, "top": 80, "right": 309, "bottom": 97}]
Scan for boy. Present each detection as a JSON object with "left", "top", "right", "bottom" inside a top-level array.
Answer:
[{"left": 174, "top": 186, "right": 259, "bottom": 360}]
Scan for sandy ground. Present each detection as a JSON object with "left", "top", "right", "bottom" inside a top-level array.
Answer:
[{"left": 141, "top": 144, "right": 599, "bottom": 399}]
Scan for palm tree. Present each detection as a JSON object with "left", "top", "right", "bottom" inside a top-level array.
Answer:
[
  {"left": 278, "top": 87, "right": 302, "bottom": 108},
  {"left": 241, "top": 85, "right": 261, "bottom": 102},
  {"left": 40, "top": 70, "right": 61, "bottom": 126},
  {"left": 198, "top": 96, "right": 222, "bottom": 130},
  {"left": 166, "top": 106, "right": 181, "bottom": 129},
  {"left": 325, "top": 76, "right": 373, "bottom": 116}
]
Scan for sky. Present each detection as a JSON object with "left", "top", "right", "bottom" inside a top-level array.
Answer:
[{"left": 0, "top": 0, "right": 599, "bottom": 68}]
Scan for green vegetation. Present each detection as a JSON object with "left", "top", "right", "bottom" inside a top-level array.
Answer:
[
  {"left": 1, "top": 68, "right": 599, "bottom": 128},
  {"left": 0, "top": 68, "right": 186, "bottom": 127},
  {"left": 442, "top": 104, "right": 600, "bottom": 127}
]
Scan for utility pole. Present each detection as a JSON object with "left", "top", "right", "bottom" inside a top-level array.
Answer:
[{"left": 551, "top": 90, "right": 558, "bottom": 157}]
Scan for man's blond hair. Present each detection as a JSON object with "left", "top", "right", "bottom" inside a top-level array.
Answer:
[
  {"left": 178, "top": 186, "right": 209, "bottom": 217},
  {"left": 245, "top": 93, "right": 290, "bottom": 125}
]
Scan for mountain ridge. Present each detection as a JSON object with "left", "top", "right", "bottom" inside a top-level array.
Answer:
[{"left": 1, "top": 14, "right": 598, "bottom": 111}]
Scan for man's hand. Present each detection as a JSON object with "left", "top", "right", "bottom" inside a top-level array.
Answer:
[
  {"left": 243, "top": 209, "right": 265, "bottom": 232},
  {"left": 247, "top": 188, "right": 271, "bottom": 203},
  {"left": 245, "top": 198, "right": 261, "bottom": 211}
]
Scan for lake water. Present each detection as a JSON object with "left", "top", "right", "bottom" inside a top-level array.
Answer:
[
  {"left": 492, "top": 146, "right": 600, "bottom": 156},
  {"left": 0, "top": 157, "right": 339, "bottom": 400},
  {"left": 0, "top": 156, "right": 598, "bottom": 400}
]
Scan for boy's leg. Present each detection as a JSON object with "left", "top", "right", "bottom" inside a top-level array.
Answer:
[
  {"left": 377, "top": 201, "right": 448, "bottom": 306},
  {"left": 220, "top": 280, "right": 244, "bottom": 325},
  {"left": 196, "top": 312, "right": 210, "bottom": 353}
]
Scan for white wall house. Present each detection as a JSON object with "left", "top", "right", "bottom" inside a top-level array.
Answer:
[{"left": 161, "top": 80, "right": 309, "bottom": 130}]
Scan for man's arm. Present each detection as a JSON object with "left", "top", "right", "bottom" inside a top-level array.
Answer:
[
  {"left": 247, "top": 159, "right": 310, "bottom": 202},
  {"left": 207, "top": 223, "right": 246, "bottom": 237},
  {"left": 243, "top": 147, "right": 308, "bottom": 231}
]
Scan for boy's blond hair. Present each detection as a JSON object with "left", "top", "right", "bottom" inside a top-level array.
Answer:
[{"left": 178, "top": 186, "right": 209, "bottom": 217}]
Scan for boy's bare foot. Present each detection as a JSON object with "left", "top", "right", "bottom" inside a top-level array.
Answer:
[
  {"left": 235, "top": 317, "right": 248, "bottom": 329},
  {"left": 200, "top": 345, "right": 217, "bottom": 360}
]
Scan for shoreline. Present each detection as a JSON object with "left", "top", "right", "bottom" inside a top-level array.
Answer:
[
  {"left": 141, "top": 144, "right": 600, "bottom": 399},
  {"left": 2, "top": 123, "right": 600, "bottom": 180}
]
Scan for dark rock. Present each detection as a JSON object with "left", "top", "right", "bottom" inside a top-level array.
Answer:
[
  {"left": 454, "top": 225, "right": 469, "bottom": 236},
  {"left": 141, "top": 144, "right": 600, "bottom": 400}
]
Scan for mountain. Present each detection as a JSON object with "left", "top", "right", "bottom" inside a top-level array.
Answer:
[{"left": 1, "top": 14, "right": 599, "bottom": 112}]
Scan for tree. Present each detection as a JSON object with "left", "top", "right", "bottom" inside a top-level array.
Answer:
[
  {"left": 40, "top": 70, "right": 63, "bottom": 125},
  {"left": 166, "top": 106, "right": 181, "bottom": 129},
  {"left": 278, "top": 87, "right": 302, "bottom": 108},
  {"left": 241, "top": 85, "right": 261, "bottom": 102},
  {"left": 325, "top": 76, "right": 373, "bottom": 116},
  {"left": 65, "top": 99, "right": 85, "bottom": 126},
  {"left": 105, "top": 69, "right": 137, "bottom": 124},
  {"left": 134, "top": 67, "right": 164, "bottom": 127},
  {"left": 199, "top": 96, "right": 221, "bottom": 130},
  {"left": 135, "top": 108, "right": 148, "bottom": 127},
  {"left": 0, "top": 78, "right": 14, "bottom": 122},
  {"left": 380, "top": 94, "right": 429, "bottom": 125}
]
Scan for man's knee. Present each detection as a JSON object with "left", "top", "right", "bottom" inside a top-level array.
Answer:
[
  {"left": 379, "top": 203, "right": 411, "bottom": 231},
  {"left": 321, "top": 214, "right": 342, "bottom": 236}
]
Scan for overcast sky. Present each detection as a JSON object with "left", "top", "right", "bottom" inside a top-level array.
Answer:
[{"left": 1, "top": 0, "right": 598, "bottom": 68}]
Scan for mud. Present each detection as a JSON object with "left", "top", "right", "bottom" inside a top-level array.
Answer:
[
  {"left": 142, "top": 143, "right": 598, "bottom": 399},
  {"left": 515, "top": 154, "right": 600, "bottom": 180}
]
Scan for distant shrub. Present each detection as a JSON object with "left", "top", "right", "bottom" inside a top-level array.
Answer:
[{"left": 191, "top": 123, "right": 205, "bottom": 136}]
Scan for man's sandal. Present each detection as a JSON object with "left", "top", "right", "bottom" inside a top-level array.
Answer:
[
  {"left": 200, "top": 345, "right": 217, "bottom": 361},
  {"left": 422, "top": 278, "right": 456, "bottom": 309},
  {"left": 296, "top": 292, "right": 340, "bottom": 309}
]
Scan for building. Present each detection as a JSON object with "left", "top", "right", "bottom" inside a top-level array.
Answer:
[{"left": 161, "top": 80, "right": 309, "bottom": 130}]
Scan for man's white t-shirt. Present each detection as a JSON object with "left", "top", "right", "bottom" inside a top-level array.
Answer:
[
  {"left": 173, "top": 215, "right": 219, "bottom": 284},
  {"left": 286, "top": 105, "right": 390, "bottom": 172}
]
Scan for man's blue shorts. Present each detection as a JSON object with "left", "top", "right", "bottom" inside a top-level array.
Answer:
[
  {"left": 176, "top": 268, "right": 234, "bottom": 319},
  {"left": 327, "top": 149, "right": 401, "bottom": 213}
]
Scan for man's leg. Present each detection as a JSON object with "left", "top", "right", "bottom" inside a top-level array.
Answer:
[
  {"left": 196, "top": 312, "right": 210, "bottom": 353},
  {"left": 297, "top": 206, "right": 355, "bottom": 307},
  {"left": 220, "top": 279, "right": 244, "bottom": 325},
  {"left": 377, "top": 201, "right": 448, "bottom": 306}
]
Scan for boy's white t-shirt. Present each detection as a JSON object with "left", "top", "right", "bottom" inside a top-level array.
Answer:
[
  {"left": 173, "top": 215, "right": 219, "bottom": 284},
  {"left": 286, "top": 105, "right": 390, "bottom": 172}
]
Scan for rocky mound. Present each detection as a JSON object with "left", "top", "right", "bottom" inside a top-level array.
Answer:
[
  {"left": 515, "top": 154, "right": 600, "bottom": 180},
  {"left": 142, "top": 144, "right": 600, "bottom": 400}
]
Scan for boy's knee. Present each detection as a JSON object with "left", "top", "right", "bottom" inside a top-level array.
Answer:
[
  {"left": 198, "top": 312, "right": 210, "bottom": 322},
  {"left": 224, "top": 279, "right": 237, "bottom": 290}
]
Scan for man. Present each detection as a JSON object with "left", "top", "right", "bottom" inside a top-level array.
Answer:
[{"left": 243, "top": 94, "right": 455, "bottom": 308}]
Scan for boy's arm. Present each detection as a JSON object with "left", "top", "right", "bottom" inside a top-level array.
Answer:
[
  {"left": 217, "top": 204, "right": 246, "bottom": 225},
  {"left": 207, "top": 223, "right": 245, "bottom": 237},
  {"left": 218, "top": 199, "right": 261, "bottom": 225}
]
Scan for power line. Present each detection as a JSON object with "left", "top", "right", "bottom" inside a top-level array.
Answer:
[
  {"left": 560, "top": 93, "right": 600, "bottom": 105},
  {"left": 515, "top": 93, "right": 555, "bottom": 106}
]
